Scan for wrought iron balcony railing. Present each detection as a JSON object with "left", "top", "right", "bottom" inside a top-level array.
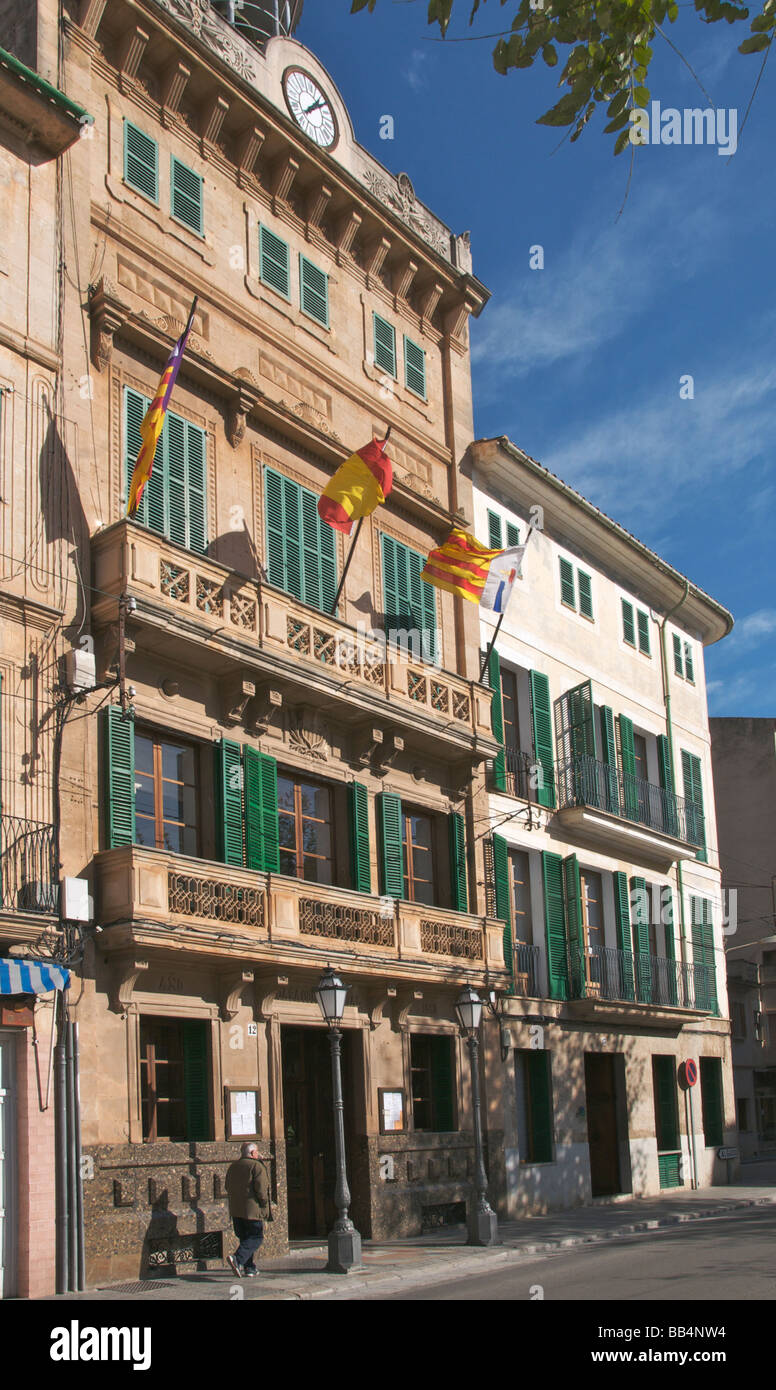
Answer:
[
  {"left": 512, "top": 942, "right": 541, "bottom": 997},
  {"left": 0, "top": 814, "right": 58, "bottom": 915},
  {"left": 568, "top": 943, "right": 718, "bottom": 1013},
  {"left": 556, "top": 755, "right": 705, "bottom": 847}
]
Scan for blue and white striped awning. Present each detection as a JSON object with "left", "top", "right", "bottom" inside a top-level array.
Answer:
[{"left": 0, "top": 958, "right": 70, "bottom": 994}]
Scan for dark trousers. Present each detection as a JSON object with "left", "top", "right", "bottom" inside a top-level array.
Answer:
[{"left": 232, "top": 1217, "right": 264, "bottom": 1271}]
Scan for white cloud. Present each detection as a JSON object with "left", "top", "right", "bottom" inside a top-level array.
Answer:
[
  {"left": 706, "top": 665, "right": 774, "bottom": 714},
  {"left": 723, "top": 609, "right": 776, "bottom": 650},
  {"left": 404, "top": 49, "right": 427, "bottom": 94}
]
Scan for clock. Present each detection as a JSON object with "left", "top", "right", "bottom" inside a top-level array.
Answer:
[{"left": 283, "top": 68, "right": 337, "bottom": 150}]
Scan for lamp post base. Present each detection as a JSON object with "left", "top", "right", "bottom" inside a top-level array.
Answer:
[
  {"left": 467, "top": 1205, "right": 499, "bottom": 1247},
  {"left": 326, "top": 1226, "right": 363, "bottom": 1273}
]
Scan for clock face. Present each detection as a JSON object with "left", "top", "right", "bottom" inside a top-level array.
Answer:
[{"left": 283, "top": 69, "right": 337, "bottom": 149}]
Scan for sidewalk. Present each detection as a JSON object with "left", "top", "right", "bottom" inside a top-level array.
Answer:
[{"left": 50, "top": 1174, "right": 776, "bottom": 1302}]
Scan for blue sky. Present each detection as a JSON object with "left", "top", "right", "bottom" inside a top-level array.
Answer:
[{"left": 297, "top": 2, "right": 775, "bottom": 715}]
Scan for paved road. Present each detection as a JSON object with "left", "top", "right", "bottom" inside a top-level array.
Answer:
[{"left": 355, "top": 1208, "right": 776, "bottom": 1301}]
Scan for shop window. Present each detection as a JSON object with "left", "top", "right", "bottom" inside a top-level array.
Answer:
[{"left": 410, "top": 1034, "right": 455, "bottom": 1132}]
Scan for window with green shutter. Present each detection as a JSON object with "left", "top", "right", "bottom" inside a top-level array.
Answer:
[
  {"left": 214, "top": 739, "right": 245, "bottom": 867},
  {"left": 182, "top": 1019, "right": 210, "bottom": 1141},
  {"left": 124, "top": 387, "right": 207, "bottom": 554},
  {"left": 140, "top": 1017, "right": 210, "bottom": 1142},
  {"left": 410, "top": 1034, "right": 455, "bottom": 1132},
  {"left": 673, "top": 633, "right": 684, "bottom": 677},
  {"left": 622, "top": 599, "right": 636, "bottom": 646},
  {"left": 404, "top": 335, "right": 427, "bottom": 399},
  {"left": 652, "top": 1054, "right": 680, "bottom": 1156},
  {"left": 102, "top": 705, "right": 136, "bottom": 849},
  {"left": 684, "top": 642, "right": 695, "bottom": 683},
  {"left": 259, "top": 224, "right": 291, "bottom": 299},
  {"left": 617, "top": 714, "right": 639, "bottom": 821},
  {"left": 377, "top": 791, "right": 403, "bottom": 898},
  {"left": 448, "top": 812, "right": 468, "bottom": 913},
  {"left": 529, "top": 670, "right": 555, "bottom": 808},
  {"left": 613, "top": 871, "right": 635, "bottom": 1000},
  {"left": 630, "top": 875, "right": 652, "bottom": 1002},
  {"left": 373, "top": 313, "right": 397, "bottom": 378},
  {"left": 577, "top": 569, "right": 594, "bottom": 620},
  {"left": 299, "top": 254, "right": 329, "bottom": 327},
  {"left": 381, "top": 534, "right": 438, "bottom": 665},
  {"left": 171, "top": 155, "right": 203, "bottom": 235},
  {"left": 599, "top": 705, "right": 620, "bottom": 815},
  {"left": 637, "top": 608, "right": 651, "bottom": 656},
  {"left": 559, "top": 557, "right": 576, "bottom": 608},
  {"left": 349, "top": 782, "right": 371, "bottom": 895},
  {"left": 490, "top": 832, "right": 511, "bottom": 977},
  {"left": 542, "top": 850, "right": 568, "bottom": 1000},
  {"left": 517, "top": 1050, "right": 554, "bottom": 1163},
  {"left": 681, "top": 750, "right": 706, "bottom": 860},
  {"left": 245, "top": 748, "right": 279, "bottom": 874},
  {"left": 506, "top": 521, "right": 521, "bottom": 549},
  {"left": 124, "top": 120, "right": 158, "bottom": 202},
  {"left": 700, "top": 1058, "right": 724, "bottom": 1146},
  {"left": 264, "top": 467, "right": 337, "bottom": 613},
  {"left": 485, "top": 647, "right": 507, "bottom": 793},
  {"left": 487, "top": 510, "right": 503, "bottom": 551},
  {"left": 691, "top": 896, "right": 717, "bottom": 1013}
]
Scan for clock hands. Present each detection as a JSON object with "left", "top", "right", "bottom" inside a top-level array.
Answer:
[{"left": 300, "top": 97, "right": 326, "bottom": 116}]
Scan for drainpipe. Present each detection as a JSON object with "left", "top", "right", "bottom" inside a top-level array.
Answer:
[{"left": 657, "top": 580, "right": 690, "bottom": 965}]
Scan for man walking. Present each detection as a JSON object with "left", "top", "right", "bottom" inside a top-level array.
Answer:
[{"left": 225, "top": 1142, "right": 270, "bottom": 1278}]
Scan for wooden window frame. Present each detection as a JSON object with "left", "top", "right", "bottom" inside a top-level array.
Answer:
[
  {"left": 409, "top": 1033, "right": 456, "bottom": 1133},
  {"left": 580, "top": 867, "right": 604, "bottom": 991},
  {"left": 401, "top": 805, "right": 438, "bottom": 906},
  {"left": 277, "top": 769, "right": 336, "bottom": 885},
  {"left": 509, "top": 847, "right": 532, "bottom": 947},
  {"left": 134, "top": 728, "right": 200, "bottom": 857},
  {"left": 139, "top": 1018, "right": 187, "bottom": 1143}
]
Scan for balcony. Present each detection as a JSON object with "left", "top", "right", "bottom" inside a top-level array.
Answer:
[
  {"left": 566, "top": 943, "right": 718, "bottom": 1023},
  {"left": 555, "top": 755, "right": 705, "bottom": 869},
  {"left": 511, "top": 943, "right": 541, "bottom": 998},
  {"left": 94, "top": 845, "right": 508, "bottom": 986},
  {"left": 91, "top": 521, "right": 496, "bottom": 763},
  {"left": 0, "top": 815, "right": 58, "bottom": 923}
]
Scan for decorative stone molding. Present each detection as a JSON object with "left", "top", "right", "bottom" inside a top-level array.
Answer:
[
  {"left": 270, "top": 153, "right": 300, "bottom": 204},
  {"left": 118, "top": 25, "right": 150, "bottom": 81},
  {"left": 109, "top": 959, "right": 149, "bottom": 1017},
  {"left": 201, "top": 93, "right": 230, "bottom": 147},
  {"left": 152, "top": 0, "right": 261, "bottom": 85},
  {"left": 307, "top": 183, "right": 333, "bottom": 229},
  {"left": 235, "top": 124, "right": 266, "bottom": 182},
  {"left": 393, "top": 256, "right": 419, "bottom": 303},
  {"left": 79, "top": 0, "right": 108, "bottom": 38},
  {"left": 160, "top": 59, "right": 192, "bottom": 118},
  {"left": 364, "top": 235, "right": 391, "bottom": 282},
  {"left": 363, "top": 168, "right": 451, "bottom": 262},
  {"left": 286, "top": 706, "right": 330, "bottom": 762},
  {"left": 247, "top": 687, "right": 283, "bottom": 737},
  {"left": 222, "top": 675, "right": 256, "bottom": 727},
  {"left": 334, "top": 208, "right": 362, "bottom": 257},
  {"left": 227, "top": 370, "right": 264, "bottom": 448},
  {"left": 220, "top": 969, "right": 255, "bottom": 1022},
  {"left": 89, "top": 280, "right": 129, "bottom": 373},
  {"left": 418, "top": 281, "right": 444, "bottom": 327}
]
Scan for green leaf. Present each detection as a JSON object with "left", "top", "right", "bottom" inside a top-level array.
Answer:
[
  {"left": 607, "top": 89, "right": 630, "bottom": 117},
  {"left": 542, "top": 43, "right": 559, "bottom": 66},
  {"left": 614, "top": 127, "right": 632, "bottom": 155},
  {"left": 605, "top": 109, "right": 631, "bottom": 132},
  {"left": 739, "top": 29, "right": 772, "bottom": 46},
  {"left": 668, "top": 0, "right": 679, "bottom": 16},
  {"left": 634, "top": 85, "right": 650, "bottom": 106},
  {"left": 537, "top": 91, "right": 585, "bottom": 126}
]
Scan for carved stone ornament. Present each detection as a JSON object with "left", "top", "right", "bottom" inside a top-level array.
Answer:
[
  {"left": 153, "top": 0, "right": 260, "bottom": 84},
  {"left": 286, "top": 707, "right": 330, "bottom": 762},
  {"left": 109, "top": 959, "right": 149, "bottom": 1016},
  {"left": 363, "top": 167, "right": 451, "bottom": 261},
  {"left": 89, "top": 279, "right": 129, "bottom": 372},
  {"left": 227, "top": 369, "right": 263, "bottom": 449}
]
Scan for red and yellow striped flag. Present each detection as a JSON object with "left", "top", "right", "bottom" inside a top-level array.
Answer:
[
  {"left": 127, "top": 300, "right": 196, "bottom": 517},
  {"left": 421, "top": 528, "right": 503, "bottom": 603},
  {"left": 317, "top": 436, "right": 393, "bottom": 536}
]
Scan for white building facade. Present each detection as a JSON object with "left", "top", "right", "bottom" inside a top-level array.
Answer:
[{"left": 470, "top": 436, "right": 736, "bottom": 1213}]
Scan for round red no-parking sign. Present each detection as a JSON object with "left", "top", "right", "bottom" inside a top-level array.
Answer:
[{"left": 682, "top": 1059, "right": 698, "bottom": 1087}]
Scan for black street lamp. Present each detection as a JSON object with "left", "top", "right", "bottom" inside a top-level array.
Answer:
[
  {"left": 315, "top": 967, "right": 363, "bottom": 1273},
  {"left": 456, "top": 984, "right": 498, "bottom": 1247}
]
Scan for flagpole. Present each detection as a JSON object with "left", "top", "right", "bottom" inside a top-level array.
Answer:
[
  {"left": 328, "top": 427, "right": 391, "bottom": 616},
  {"left": 478, "top": 524, "right": 536, "bottom": 683}
]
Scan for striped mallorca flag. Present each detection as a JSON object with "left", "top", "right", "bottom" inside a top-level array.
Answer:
[
  {"left": 318, "top": 436, "right": 393, "bottom": 536},
  {"left": 421, "top": 528, "right": 505, "bottom": 603},
  {"left": 127, "top": 300, "right": 197, "bottom": 517}
]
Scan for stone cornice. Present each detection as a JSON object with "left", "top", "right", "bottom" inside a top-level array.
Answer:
[{"left": 0, "top": 589, "right": 65, "bottom": 630}]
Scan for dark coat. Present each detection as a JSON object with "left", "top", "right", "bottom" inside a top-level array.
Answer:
[{"left": 225, "top": 1157, "right": 270, "bottom": 1221}]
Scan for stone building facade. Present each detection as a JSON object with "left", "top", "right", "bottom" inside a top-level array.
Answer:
[
  {"left": 710, "top": 717, "right": 776, "bottom": 1159},
  {"left": 471, "top": 437, "right": 736, "bottom": 1211}
]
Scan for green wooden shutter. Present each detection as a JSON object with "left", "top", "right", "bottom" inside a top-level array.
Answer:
[
  {"left": 637, "top": 609, "right": 651, "bottom": 655},
  {"left": 691, "top": 897, "right": 717, "bottom": 1015},
  {"left": 492, "top": 832, "right": 511, "bottom": 976},
  {"left": 166, "top": 412, "right": 187, "bottom": 549},
  {"left": 214, "top": 739, "right": 244, "bottom": 867},
  {"left": 103, "top": 706, "right": 136, "bottom": 848},
  {"left": 487, "top": 510, "right": 503, "bottom": 550},
  {"left": 630, "top": 876, "right": 652, "bottom": 1002},
  {"left": 171, "top": 155, "right": 203, "bottom": 235},
  {"left": 431, "top": 1037, "right": 454, "bottom": 1132},
  {"left": 700, "top": 1059, "right": 724, "bottom": 1146},
  {"left": 487, "top": 647, "right": 507, "bottom": 793},
  {"left": 301, "top": 488, "right": 325, "bottom": 611},
  {"left": 182, "top": 1020, "right": 210, "bottom": 1141},
  {"left": 410, "top": 547, "right": 438, "bottom": 665},
  {"left": 559, "top": 556, "right": 576, "bottom": 608},
  {"left": 563, "top": 854, "right": 584, "bottom": 995},
  {"left": 673, "top": 633, "right": 684, "bottom": 677},
  {"left": 265, "top": 466, "right": 286, "bottom": 591},
  {"left": 185, "top": 420, "right": 207, "bottom": 554},
  {"left": 506, "top": 521, "right": 521, "bottom": 549},
  {"left": 653, "top": 1055, "right": 679, "bottom": 1152},
  {"left": 257, "top": 752, "right": 279, "bottom": 873},
  {"left": 299, "top": 254, "right": 329, "bottom": 327},
  {"left": 599, "top": 705, "right": 620, "bottom": 815},
  {"left": 685, "top": 642, "right": 695, "bottom": 680},
  {"left": 555, "top": 680, "right": 598, "bottom": 808},
  {"left": 283, "top": 475, "right": 302, "bottom": 602},
  {"left": 259, "top": 224, "right": 291, "bottom": 298},
  {"left": 349, "top": 782, "right": 372, "bottom": 894},
  {"left": 542, "top": 851, "right": 568, "bottom": 1000},
  {"left": 377, "top": 792, "right": 403, "bottom": 898},
  {"left": 662, "top": 885, "right": 678, "bottom": 1004},
  {"left": 657, "top": 734, "right": 679, "bottom": 836},
  {"left": 373, "top": 313, "right": 397, "bottom": 377},
  {"left": 617, "top": 714, "right": 639, "bottom": 820},
  {"left": 448, "top": 812, "right": 468, "bottom": 913},
  {"left": 404, "top": 335, "right": 427, "bottom": 398},
  {"left": 382, "top": 537, "right": 436, "bottom": 664},
  {"left": 529, "top": 670, "right": 554, "bottom": 808},
  {"left": 527, "top": 1051, "right": 553, "bottom": 1163},
  {"left": 681, "top": 750, "right": 706, "bottom": 860},
  {"left": 381, "top": 533, "right": 400, "bottom": 636},
  {"left": 124, "top": 120, "right": 158, "bottom": 201},
  {"left": 577, "top": 569, "right": 593, "bottom": 620},
  {"left": 125, "top": 387, "right": 165, "bottom": 533},
  {"left": 613, "top": 871, "right": 635, "bottom": 1000},
  {"left": 621, "top": 599, "right": 636, "bottom": 646}
]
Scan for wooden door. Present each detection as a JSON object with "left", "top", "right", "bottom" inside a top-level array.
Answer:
[
  {"left": 282, "top": 1027, "right": 354, "bottom": 1239},
  {"left": 585, "top": 1053, "right": 622, "bottom": 1197}
]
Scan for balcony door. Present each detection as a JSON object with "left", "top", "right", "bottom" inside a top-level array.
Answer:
[
  {"left": 633, "top": 732, "right": 650, "bottom": 825},
  {"left": 580, "top": 869, "right": 604, "bottom": 993}
]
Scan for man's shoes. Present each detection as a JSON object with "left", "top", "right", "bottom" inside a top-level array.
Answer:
[
  {"left": 227, "top": 1255, "right": 243, "bottom": 1278},
  {"left": 243, "top": 1269, "right": 258, "bottom": 1278}
]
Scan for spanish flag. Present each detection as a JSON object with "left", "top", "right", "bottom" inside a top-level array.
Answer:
[
  {"left": 127, "top": 300, "right": 197, "bottom": 517},
  {"left": 317, "top": 436, "right": 393, "bottom": 536},
  {"left": 421, "top": 528, "right": 505, "bottom": 603}
]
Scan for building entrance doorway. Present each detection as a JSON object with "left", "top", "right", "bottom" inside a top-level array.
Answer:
[
  {"left": 281, "top": 1026, "right": 359, "bottom": 1240},
  {"left": 585, "top": 1052, "right": 626, "bottom": 1197},
  {"left": 0, "top": 1034, "right": 15, "bottom": 1299}
]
